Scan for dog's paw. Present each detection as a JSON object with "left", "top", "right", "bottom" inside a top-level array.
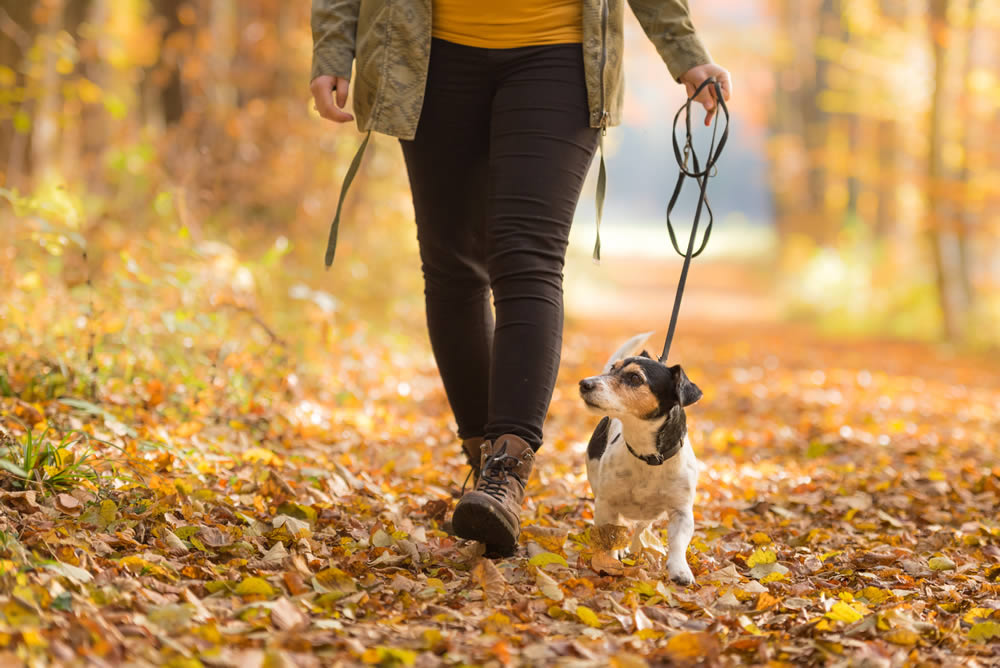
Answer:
[{"left": 668, "top": 562, "right": 695, "bottom": 586}]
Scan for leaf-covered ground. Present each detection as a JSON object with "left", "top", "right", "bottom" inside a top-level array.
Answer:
[{"left": 2, "top": 276, "right": 1000, "bottom": 666}]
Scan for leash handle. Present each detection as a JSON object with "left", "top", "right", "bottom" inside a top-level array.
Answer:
[{"left": 660, "top": 78, "right": 729, "bottom": 363}]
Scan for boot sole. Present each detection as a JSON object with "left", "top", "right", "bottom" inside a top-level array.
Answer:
[{"left": 451, "top": 497, "right": 519, "bottom": 557}]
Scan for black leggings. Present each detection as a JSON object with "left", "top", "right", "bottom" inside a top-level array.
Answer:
[{"left": 400, "top": 38, "right": 598, "bottom": 450}]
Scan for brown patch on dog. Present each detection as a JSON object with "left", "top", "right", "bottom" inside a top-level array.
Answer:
[{"left": 613, "top": 363, "right": 659, "bottom": 417}]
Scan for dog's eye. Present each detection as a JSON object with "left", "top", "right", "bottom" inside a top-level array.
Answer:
[{"left": 625, "top": 372, "right": 643, "bottom": 386}]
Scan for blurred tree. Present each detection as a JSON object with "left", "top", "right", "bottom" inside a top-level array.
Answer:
[{"left": 927, "top": 0, "right": 973, "bottom": 340}]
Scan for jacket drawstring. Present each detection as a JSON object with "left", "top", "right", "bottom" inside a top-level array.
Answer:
[
  {"left": 325, "top": 130, "right": 372, "bottom": 268},
  {"left": 593, "top": 114, "right": 608, "bottom": 263}
]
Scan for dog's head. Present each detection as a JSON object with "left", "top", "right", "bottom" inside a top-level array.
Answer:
[{"left": 579, "top": 352, "right": 703, "bottom": 420}]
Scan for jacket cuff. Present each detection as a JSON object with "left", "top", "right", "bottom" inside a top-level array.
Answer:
[
  {"left": 661, "top": 34, "right": 712, "bottom": 82},
  {"left": 311, "top": 47, "right": 355, "bottom": 82}
]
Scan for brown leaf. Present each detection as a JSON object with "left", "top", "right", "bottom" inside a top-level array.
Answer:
[
  {"left": 270, "top": 597, "right": 307, "bottom": 631},
  {"left": 591, "top": 550, "right": 625, "bottom": 576},
  {"left": 470, "top": 558, "right": 506, "bottom": 601},
  {"left": 54, "top": 493, "right": 81, "bottom": 515},
  {"left": 197, "top": 526, "right": 231, "bottom": 548}
]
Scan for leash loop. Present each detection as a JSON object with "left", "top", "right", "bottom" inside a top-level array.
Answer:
[{"left": 660, "top": 77, "right": 730, "bottom": 363}]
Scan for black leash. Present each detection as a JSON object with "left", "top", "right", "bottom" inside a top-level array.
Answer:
[{"left": 659, "top": 77, "right": 729, "bottom": 363}]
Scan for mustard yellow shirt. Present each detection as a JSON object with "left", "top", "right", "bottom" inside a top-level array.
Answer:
[{"left": 432, "top": 0, "right": 584, "bottom": 49}]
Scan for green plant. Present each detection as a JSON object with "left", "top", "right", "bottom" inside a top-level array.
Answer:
[{"left": 0, "top": 417, "right": 99, "bottom": 493}]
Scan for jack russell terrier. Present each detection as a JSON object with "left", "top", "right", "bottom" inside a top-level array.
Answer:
[{"left": 579, "top": 332, "right": 702, "bottom": 585}]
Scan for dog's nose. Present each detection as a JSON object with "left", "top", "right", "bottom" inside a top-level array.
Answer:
[{"left": 579, "top": 378, "right": 596, "bottom": 393}]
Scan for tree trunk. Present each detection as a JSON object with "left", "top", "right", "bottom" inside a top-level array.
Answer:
[
  {"left": 148, "top": 0, "right": 185, "bottom": 125},
  {"left": 927, "top": 0, "right": 968, "bottom": 340}
]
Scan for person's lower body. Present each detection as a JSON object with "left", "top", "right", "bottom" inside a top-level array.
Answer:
[{"left": 400, "top": 38, "right": 598, "bottom": 554}]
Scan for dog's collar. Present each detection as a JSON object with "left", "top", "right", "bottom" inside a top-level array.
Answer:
[
  {"left": 625, "top": 440, "right": 667, "bottom": 466},
  {"left": 625, "top": 438, "right": 684, "bottom": 466}
]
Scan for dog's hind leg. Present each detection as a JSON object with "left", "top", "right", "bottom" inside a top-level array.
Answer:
[{"left": 666, "top": 508, "right": 695, "bottom": 585}]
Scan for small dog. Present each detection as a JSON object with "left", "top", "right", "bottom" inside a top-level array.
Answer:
[{"left": 579, "top": 332, "right": 703, "bottom": 585}]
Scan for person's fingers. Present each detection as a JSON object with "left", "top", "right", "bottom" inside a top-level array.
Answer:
[
  {"left": 717, "top": 70, "right": 732, "bottom": 101},
  {"left": 310, "top": 77, "right": 336, "bottom": 119},
  {"left": 310, "top": 76, "right": 353, "bottom": 123},
  {"left": 694, "top": 84, "right": 715, "bottom": 126},
  {"left": 335, "top": 77, "right": 349, "bottom": 109}
]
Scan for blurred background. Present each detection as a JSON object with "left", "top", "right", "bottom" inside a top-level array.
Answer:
[{"left": 2, "top": 0, "right": 999, "bottom": 370}]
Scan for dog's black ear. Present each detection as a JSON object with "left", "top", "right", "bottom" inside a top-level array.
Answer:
[
  {"left": 639, "top": 350, "right": 652, "bottom": 359},
  {"left": 669, "top": 364, "right": 703, "bottom": 407}
]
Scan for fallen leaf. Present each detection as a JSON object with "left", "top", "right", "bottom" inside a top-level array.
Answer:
[
  {"left": 968, "top": 621, "right": 1000, "bottom": 642},
  {"left": 234, "top": 577, "right": 276, "bottom": 598},
  {"left": 270, "top": 597, "right": 306, "bottom": 631},
  {"left": 928, "top": 556, "right": 956, "bottom": 571},
  {"left": 528, "top": 551, "right": 568, "bottom": 568},
  {"left": 470, "top": 558, "right": 506, "bottom": 600},
  {"left": 535, "top": 571, "right": 563, "bottom": 601},
  {"left": 591, "top": 550, "right": 624, "bottom": 576},
  {"left": 576, "top": 605, "right": 602, "bottom": 628}
]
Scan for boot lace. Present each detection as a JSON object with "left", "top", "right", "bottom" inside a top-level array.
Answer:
[{"left": 478, "top": 442, "right": 525, "bottom": 500}]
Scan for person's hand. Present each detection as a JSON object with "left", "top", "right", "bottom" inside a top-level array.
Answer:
[
  {"left": 678, "top": 64, "right": 732, "bottom": 126},
  {"left": 311, "top": 75, "right": 354, "bottom": 123}
]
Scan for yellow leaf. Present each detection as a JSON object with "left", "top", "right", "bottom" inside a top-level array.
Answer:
[
  {"left": 361, "top": 647, "right": 417, "bottom": 666},
  {"left": 576, "top": 605, "right": 603, "bottom": 628},
  {"left": 313, "top": 568, "right": 356, "bottom": 596},
  {"left": 483, "top": 612, "right": 511, "bottom": 634},
  {"left": 963, "top": 607, "right": 995, "bottom": 624},
  {"left": 760, "top": 570, "right": 788, "bottom": 583},
  {"left": 747, "top": 548, "right": 776, "bottom": 568},
  {"left": 750, "top": 532, "right": 772, "bottom": 545},
  {"left": 521, "top": 525, "right": 568, "bottom": 552},
  {"left": 634, "top": 628, "right": 664, "bottom": 640},
  {"left": 756, "top": 592, "right": 779, "bottom": 611},
  {"left": 20, "top": 629, "right": 47, "bottom": 649},
  {"left": 969, "top": 621, "right": 1000, "bottom": 642},
  {"left": 928, "top": 556, "right": 956, "bottom": 571},
  {"left": 884, "top": 628, "right": 920, "bottom": 646},
  {"left": 528, "top": 551, "right": 568, "bottom": 568},
  {"left": 664, "top": 632, "right": 714, "bottom": 661},
  {"left": 610, "top": 653, "right": 651, "bottom": 668},
  {"left": 118, "top": 556, "right": 172, "bottom": 580},
  {"left": 234, "top": 577, "right": 276, "bottom": 598},
  {"left": 856, "top": 586, "right": 892, "bottom": 605},
  {"left": 243, "top": 447, "right": 281, "bottom": 466},
  {"left": 826, "top": 601, "right": 866, "bottom": 624}
]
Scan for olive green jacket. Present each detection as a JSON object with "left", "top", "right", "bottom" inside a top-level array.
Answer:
[{"left": 311, "top": 0, "right": 711, "bottom": 140}]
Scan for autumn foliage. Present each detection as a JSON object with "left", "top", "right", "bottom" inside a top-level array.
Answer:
[{"left": 2, "top": 0, "right": 1000, "bottom": 666}]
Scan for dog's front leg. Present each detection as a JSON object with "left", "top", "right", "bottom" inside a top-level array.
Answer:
[
  {"left": 666, "top": 508, "right": 695, "bottom": 585},
  {"left": 593, "top": 501, "right": 626, "bottom": 560}
]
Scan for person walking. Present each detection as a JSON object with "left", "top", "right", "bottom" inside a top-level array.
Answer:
[{"left": 310, "top": 0, "right": 731, "bottom": 556}]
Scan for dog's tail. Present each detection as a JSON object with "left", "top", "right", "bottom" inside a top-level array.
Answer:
[{"left": 602, "top": 331, "right": 655, "bottom": 374}]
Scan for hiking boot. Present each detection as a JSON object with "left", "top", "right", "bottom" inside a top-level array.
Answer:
[
  {"left": 460, "top": 437, "right": 486, "bottom": 488},
  {"left": 451, "top": 434, "right": 535, "bottom": 556}
]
